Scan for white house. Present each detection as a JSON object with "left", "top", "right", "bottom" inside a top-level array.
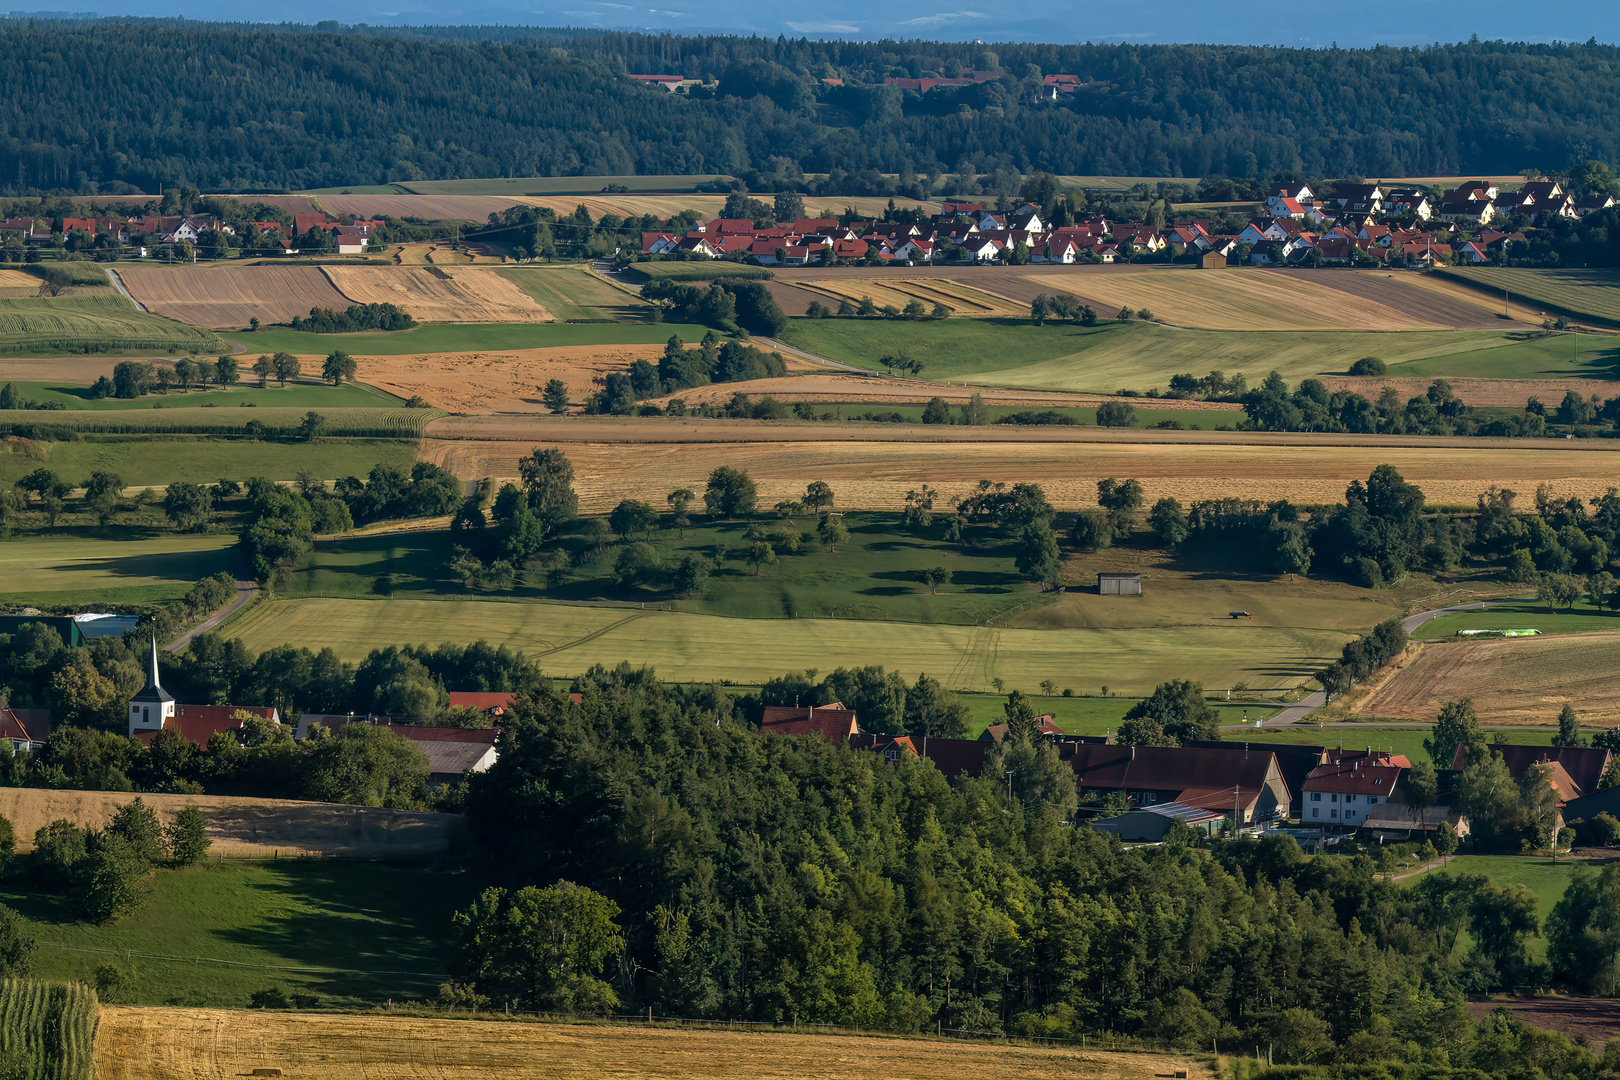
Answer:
[{"left": 1302, "top": 751, "right": 1408, "bottom": 828}]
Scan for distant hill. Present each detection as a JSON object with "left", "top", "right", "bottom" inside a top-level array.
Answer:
[{"left": 3, "top": 21, "right": 1620, "bottom": 193}]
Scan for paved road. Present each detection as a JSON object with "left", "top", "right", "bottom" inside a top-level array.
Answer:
[
  {"left": 1241, "top": 596, "right": 1533, "bottom": 729},
  {"left": 104, "top": 268, "right": 149, "bottom": 312},
  {"left": 166, "top": 576, "right": 256, "bottom": 653}
]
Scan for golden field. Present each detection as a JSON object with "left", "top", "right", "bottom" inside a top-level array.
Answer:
[
  {"left": 321, "top": 266, "right": 552, "bottom": 323},
  {"left": 0, "top": 788, "right": 457, "bottom": 859},
  {"left": 1361, "top": 633, "right": 1620, "bottom": 724},
  {"left": 95, "top": 1008, "right": 1211, "bottom": 1080}
]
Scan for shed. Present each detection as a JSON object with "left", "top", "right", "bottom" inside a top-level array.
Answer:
[
  {"left": 1197, "top": 250, "right": 1228, "bottom": 269},
  {"left": 1092, "top": 802, "right": 1224, "bottom": 841},
  {"left": 1097, "top": 573, "right": 1142, "bottom": 596},
  {"left": 0, "top": 615, "right": 84, "bottom": 648}
]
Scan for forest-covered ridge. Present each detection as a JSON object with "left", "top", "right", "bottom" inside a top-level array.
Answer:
[{"left": 3, "top": 21, "right": 1620, "bottom": 193}]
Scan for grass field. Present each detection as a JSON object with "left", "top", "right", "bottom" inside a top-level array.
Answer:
[
  {"left": 0, "top": 436, "right": 419, "bottom": 488},
  {"left": 241, "top": 321, "right": 712, "bottom": 356},
  {"left": 1439, "top": 267, "right": 1620, "bottom": 325},
  {"left": 0, "top": 531, "right": 237, "bottom": 605},
  {"left": 0, "top": 788, "right": 457, "bottom": 859},
  {"left": 781, "top": 318, "right": 1620, "bottom": 392},
  {"left": 1362, "top": 630, "right": 1620, "bottom": 724},
  {"left": 955, "top": 691, "right": 1279, "bottom": 737},
  {"left": 1222, "top": 724, "right": 1571, "bottom": 768},
  {"left": 1407, "top": 855, "right": 1591, "bottom": 958},
  {"left": 1413, "top": 599, "right": 1620, "bottom": 639},
  {"left": 626, "top": 262, "right": 775, "bottom": 282},
  {"left": 0, "top": 379, "right": 401, "bottom": 411},
  {"left": 496, "top": 266, "right": 653, "bottom": 322},
  {"left": 96, "top": 1008, "right": 1213, "bottom": 1080},
  {"left": 0, "top": 294, "right": 226, "bottom": 356},
  {"left": 0, "top": 862, "right": 478, "bottom": 1007},
  {"left": 0, "top": 405, "right": 435, "bottom": 436},
  {"left": 224, "top": 594, "right": 1361, "bottom": 695}
]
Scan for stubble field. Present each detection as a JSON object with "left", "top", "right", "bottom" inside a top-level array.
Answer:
[
  {"left": 96, "top": 1008, "right": 1213, "bottom": 1080},
  {"left": 115, "top": 265, "right": 352, "bottom": 328},
  {"left": 322, "top": 266, "right": 553, "bottom": 323},
  {"left": 0, "top": 788, "right": 457, "bottom": 859},
  {"left": 1360, "top": 631, "right": 1620, "bottom": 724},
  {"left": 417, "top": 418, "right": 1620, "bottom": 511}
]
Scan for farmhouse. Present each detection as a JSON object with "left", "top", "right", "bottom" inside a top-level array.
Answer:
[
  {"left": 979, "top": 715, "right": 1064, "bottom": 742},
  {"left": 0, "top": 708, "right": 49, "bottom": 752},
  {"left": 1300, "top": 750, "right": 1407, "bottom": 828},
  {"left": 761, "top": 702, "right": 860, "bottom": 739},
  {"left": 1061, "top": 743, "right": 1290, "bottom": 824},
  {"left": 1098, "top": 572, "right": 1142, "bottom": 595}
]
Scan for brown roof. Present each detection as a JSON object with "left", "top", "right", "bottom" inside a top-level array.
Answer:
[
  {"left": 1450, "top": 743, "right": 1611, "bottom": 797},
  {"left": 761, "top": 706, "right": 859, "bottom": 740},
  {"left": 980, "top": 715, "right": 1064, "bottom": 742},
  {"left": 447, "top": 692, "right": 514, "bottom": 713},
  {"left": 1064, "top": 743, "right": 1287, "bottom": 799},
  {"left": 0, "top": 708, "right": 48, "bottom": 744},
  {"left": 1302, "top": 758, "right": 1403, "bottom": 796}
]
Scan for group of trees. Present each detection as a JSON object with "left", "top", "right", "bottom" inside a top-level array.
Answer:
[
  {"left": 581, "top": 333, "right": 788, "bottom": 414},
  {"left": 805, "top": 295, "right": 950, "bottom": 320},
  {"left": 1239, "top": 371, "right": 1610, "bottom": 438},
  {"left": 288, "top": 303, "right": 415, "bottom": 334},
  {"left": 30, "top": 798, "right": 209, "bottom": 922},
  {"left": 640, "top": 279, "right": 788, "bottom": 336},
  {"left": 444, "top": 661, "right": 1607, "bottom": 1056}
]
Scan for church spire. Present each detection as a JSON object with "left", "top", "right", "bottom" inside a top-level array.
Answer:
[
  {"left": 148, "top": 633, "right": 163, "bottom": 694},
  {"left": 131, "top": 633, "right": 174, "bottom": 705}
]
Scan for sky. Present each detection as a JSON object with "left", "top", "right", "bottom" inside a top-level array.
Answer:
[{"left": 8, "top": 0, "right": 1620, "bottom": 47}]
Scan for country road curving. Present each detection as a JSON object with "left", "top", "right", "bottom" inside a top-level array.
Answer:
[
  {"left": 166, "top": 576, "right": 257, "bottom": 653},
  {"left": 1244, "top": 596, "right": 1533, "bottom": 729}
]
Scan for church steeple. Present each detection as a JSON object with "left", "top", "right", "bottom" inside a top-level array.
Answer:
[{"left": 128, "top": 633, "right": 175, "bottom": 735}]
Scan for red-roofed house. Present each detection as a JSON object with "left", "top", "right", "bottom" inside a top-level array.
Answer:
[
  {"left": 1301, "top": 751, "right": 1404, "bottom": 827},
  {"left": 979, "top": 715, "right": 1064, "bottom": 742},
  {"left": 1062, "top": 743, "right": 1290, "bottom": 824},
  {"left": 0, "top": 708, "right": 49, "bottom": 751},
  {"left": 448, "top": 692, "right": 516, "bottom": 717},
  {"left": 760, "top": 703, "right": 859, "bottom": 740}
]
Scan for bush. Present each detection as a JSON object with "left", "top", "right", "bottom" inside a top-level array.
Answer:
[
  {"left": 249, "top": 986, "right": 291, "bottom": 1009},
  {"left": 1349, "top": 356, "right": 1387, "bottom": 376},
  {"left": 1096, "top": 401, "right": 1138, "bottom": 427}
]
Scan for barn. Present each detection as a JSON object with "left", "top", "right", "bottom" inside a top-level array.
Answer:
[{"left": 1098, "top": 573, "right": 1142, "bottom": 595}]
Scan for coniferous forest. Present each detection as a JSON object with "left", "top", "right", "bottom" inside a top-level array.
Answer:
[{"left": 2, "top": 20, "right": 1620, "bottom": 192}]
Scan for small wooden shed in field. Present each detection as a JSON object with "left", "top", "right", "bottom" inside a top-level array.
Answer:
[{"left": 1097, "top": 573, "right": 1142, "bottom": 595}]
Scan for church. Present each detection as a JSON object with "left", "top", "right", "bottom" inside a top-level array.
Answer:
[{"left": 128, "top": 635, "right": 281, "bottom": 745}]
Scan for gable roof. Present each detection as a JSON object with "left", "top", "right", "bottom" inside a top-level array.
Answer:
[
  {"left": 0, "top": 708, "right": 48, "bottom": 745},
  {"left": 1063, "top": 743, "right": 1287, "bottom": 799},
  {"left": 761, "top": 704, "right": 858, "bottom": 740},
  {"left": 979, "top": 715, "right": 1064, "bottom": 742},
  {"left": 134, "top": 704, "right": 280, "bottom": 747},
  {"left": 1452, "top": 743, "right": 1612, "bottom": 798}
]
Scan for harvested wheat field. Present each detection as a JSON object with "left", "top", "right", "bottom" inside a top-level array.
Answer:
[
  {"left": 322, "top": 266, "right": 549, "bottom": 323},
  {"left": 97, "top": 1008, "right": 1206, "bottom": 1080},
  {"left": 787, "top": 277, "right": 1024, "bottom": 318},
  {"left": 419, "top": 421, "right": 1620, "bottom": 511},
  {"left": 350, "top": 345, "right": 668, "bottom": 411},
  {"left": 659, "top": 374, "right": 1245, "bottom": 409},
  {"left": 0, "top": 788, "right": 457, "bottom": 859},
  {"left": 0, "top": 269, "right": 37, "bottom": 289},
  {"left": 1039, "top": 267, "right": 1442, "bottom": 331},
  {"left": 117, "top": 265, "right": 352, "bottom": 328},
  {"left": 1360, "top": 633, "right": 1620, "bottom": 723}
]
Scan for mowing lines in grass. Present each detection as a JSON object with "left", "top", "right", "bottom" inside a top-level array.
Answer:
[
  {"left": 224, "top": 596, "right": 1358, "bottom": 694},
  {"left": 0, "top": 295, "right": 225, "bottom": 356}
]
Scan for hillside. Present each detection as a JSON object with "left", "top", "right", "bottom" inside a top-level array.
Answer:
[{"left": 3, "top": 23, "right": 1620, "bottom": 190}]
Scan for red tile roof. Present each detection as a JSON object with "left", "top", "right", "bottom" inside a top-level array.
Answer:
[
  {"left": 0, "top": 708, "right": 48, "bottom": 744},
  {"left": 448, "top": 692, "right": 515, "bottom": 713},
  {"left": 135, "top": 704, "right": 279, "bottom": 747},
  {"left": 760, "top": 704, "right": 858, "bottom": 740}
]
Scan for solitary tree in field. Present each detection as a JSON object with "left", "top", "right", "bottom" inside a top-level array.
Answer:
[
  {"left": 165, "top": 805, "right": 211, "bottom": 865},
  {"left": 322, "top": 351, "right": 357, "bottom": 385},
  {"left": 251, "top": 355, "right": 273, "bottom": 388},
  {"left": 271, "top": 352, "right": 301, "bottom": 387},
  {"left": 84, "top": 471, "right": 123, "bottom": 529},
  {"left": 802, "top": 481, "right": 835, "bottom": 513},
  {"left": 746, "top": 541, "right": 777, "bottom": 576},
  {"left": 666, "top": 488, "right": 695, "bottom": 537},
  {"left": 920, "top": 566, "right": 952, "bottom": 594},
  {"left": 542, "top": 379, "right": 570, "bottom": 414},
  {"left": 817, "top": 513, "right": 848, "bottom": 552},
  {"left": 704, "top": 465, "right": 757, "bottom": 519}
]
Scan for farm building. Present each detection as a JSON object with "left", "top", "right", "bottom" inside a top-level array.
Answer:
[
  {"left": 1092, "top": 802, "right": 1225, "bottom": 841},
  {"left": 760, "top": 703, "right": 860, "bottom": 740},
  {"left": 1097, "top": 573, "right": 1142, "bottom": 595},
  {"left": 979, "top": 715, "right": 1064, "bottom": 742},
  {"left": 1060, "top": 743, "right": 1291, "bottom": 824}
]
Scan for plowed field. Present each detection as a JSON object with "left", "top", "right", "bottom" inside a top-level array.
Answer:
[
  {"left": 97, "top": 1007, "right": 1211, "bottom": 1080},
  {"left": 117, "top": 265, "right": 351, "bottom": 328},
  {"left": 1360, "top": 632, "right": 1620, "bottom": 724},
  {"left": 322, "top": 267, "right": 552, "bottom": 323},
  {"left": 350, "top": 344, "right": 668, "bottom": 411}
]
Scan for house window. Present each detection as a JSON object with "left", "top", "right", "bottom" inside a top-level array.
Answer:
[
  {"left": 142, "top": 706, "right": 149, "bottom": 724},
  {"left": 885, "top": 749, "right": 898, "bottom": 761},
  {"left": 1331, "top": 809, "right": 1338, "bottom": 818},
  {"left": 1331, "top": 793, "right": 1339, "bottom": 802},
  {"left": 1368, "top": 796, "right": 1379, "bottom": 805},
  {"left": 1311, "top": 808, "right": 1319, "bottom": 819},
  {"left": 1346, "top": 794, "right": 1356, "bottom": 803},
  {"left": 1310, "top": 792, "right": 1321, "bottom": 802}
]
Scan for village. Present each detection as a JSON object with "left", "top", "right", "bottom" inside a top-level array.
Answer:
[{"left": 640, "top": 177, "right": 1618, "bottom": 269}]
